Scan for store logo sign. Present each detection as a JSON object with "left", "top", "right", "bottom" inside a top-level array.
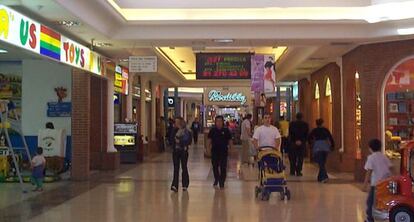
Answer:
[
  {"left": 0, "top": 5, "right": 40, "bottom": 53},
  {"left": 208, "top": 90, "right": 247, "bottom": 105}
]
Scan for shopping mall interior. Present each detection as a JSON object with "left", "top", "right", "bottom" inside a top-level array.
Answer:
[{"left": 1, "top": 0, "right": 414, "bottom": 221}]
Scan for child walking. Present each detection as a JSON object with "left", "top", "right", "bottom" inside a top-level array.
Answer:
[
  {"left": 363, "top": 139, "right": 392, "bottom": 222},
  {"left": 31, "top": 147, "right": 46, "bottom": 192}
]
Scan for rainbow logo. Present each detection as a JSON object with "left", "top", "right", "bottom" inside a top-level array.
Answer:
[{"left": 40, "top": 25, "right": 61, "bottom": 60}]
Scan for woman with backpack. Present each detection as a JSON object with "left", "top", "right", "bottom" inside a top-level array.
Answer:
[
  {"left": 308, "top": 118, "right": 335, "bottom": 183},
  {"left": 171, "top": 117, "right": 192, "bottom": 192}
]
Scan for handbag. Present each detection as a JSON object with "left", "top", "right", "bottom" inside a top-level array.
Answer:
[{"left": 313, "top": 140, "right": 331, "bottom": 154}]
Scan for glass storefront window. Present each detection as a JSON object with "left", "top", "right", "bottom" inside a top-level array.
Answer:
[{"left": 384, "top": 58, "right": 414, "bottom": 159}]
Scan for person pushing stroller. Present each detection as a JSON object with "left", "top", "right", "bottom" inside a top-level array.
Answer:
[{"left": 253, "top": 114, "right": 281, "bottom": 151}]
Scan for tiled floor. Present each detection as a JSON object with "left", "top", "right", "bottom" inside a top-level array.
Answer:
[{"left": 0, "top": 142, "right": 375, "bottom": 222}]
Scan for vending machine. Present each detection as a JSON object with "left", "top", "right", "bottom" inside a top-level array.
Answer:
[{"left": 114, "top": 123, "right": 139, "bottom": 163}]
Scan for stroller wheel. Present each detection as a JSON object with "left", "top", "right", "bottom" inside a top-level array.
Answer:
[
  {"left": 255, "top": 186, "right": 261, "bottom": 198},
  {"left": 261, "top": 191, "right": 270, "bottom": 201},
  {"left": 285, "top": 189, "right": 291, "bottom": 201}
]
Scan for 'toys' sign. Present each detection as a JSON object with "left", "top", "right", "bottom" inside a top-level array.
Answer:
[{"left": 208, "top": 90, "right": 247, "bottom": 105}]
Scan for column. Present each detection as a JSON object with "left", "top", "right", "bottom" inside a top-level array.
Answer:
[
  {"left": 72, "top": 69, "right": 91, "bottom": 181},
  {"left": 107, "top": 73, "right": 117, "bottom": 152},
  {"left": 174, "top": 87, "right": 180, "bottom": 117},
  {"left": 275, "top": 86, "right": 281, "bottom": 122},
  {"left": 140, "top": 76, "right": 148, "bottom": 139},
  {"left": 286, "top": 87, "right": 292, "bottom": 121},
  {"left": 151, "top": 81, "right": 157, "bottom": 141},
  {"left": 125, "top": 74, "right": 134, "bottom": 121}
]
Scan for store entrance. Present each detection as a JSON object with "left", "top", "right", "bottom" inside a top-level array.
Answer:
[{"left": 383, "top": 57, "right": 414, "bottom": 160}]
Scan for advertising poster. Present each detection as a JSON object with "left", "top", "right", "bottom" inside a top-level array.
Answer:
[
  {"left": 251, "top": 55, "right": 264, "bottom": 92},
  {"left": 263, "top": 55, "right": 276, "bottom": 93},
  {"left": 196, "top": 53, "right": 251, "bottom": 79},
  {"left": 0, "top": 73, "right": 21, "bottom": 120}
]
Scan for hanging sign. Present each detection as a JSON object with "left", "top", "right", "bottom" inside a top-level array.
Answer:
[
  {"left": 114, "top": 65, "right": 128, "bottom": 95},
  {"left": 129, "top": 56, "right": 157, "bottom": 73},
  {"left": 204, "top": 87, "right": 251, "bottom": 106},
  {"left": 196, "top": 53, "right": 251, "bottom": 79}
]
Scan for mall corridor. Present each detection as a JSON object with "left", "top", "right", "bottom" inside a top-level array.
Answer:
[{"left": 0, "top": 141, "right": 369, "bottom": 222}]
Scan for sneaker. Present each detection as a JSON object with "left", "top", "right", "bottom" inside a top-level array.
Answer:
[
  {"left": 296, "top": 172, "right": 303, "bottom": 177},
  {"left": 183, "top": 187, "right": 188, "bottom": 191},
  {"left": 322, "top": 178, "right": 329, "bottom": 183},
  {"left": 171, "top": 186, "right": 178, "bottom": 192}
]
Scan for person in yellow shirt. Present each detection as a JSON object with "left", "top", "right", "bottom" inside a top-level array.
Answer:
[{"left": 279, "top": 116, "right": 290, "bottom": 153}]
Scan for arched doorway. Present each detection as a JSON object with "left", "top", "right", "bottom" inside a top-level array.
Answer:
[
  {"left": 382, "top": 57, "right": 414, "bottom": 161},
  {"left": 312, "top": 82, "right": 321, "bottom": 128}
]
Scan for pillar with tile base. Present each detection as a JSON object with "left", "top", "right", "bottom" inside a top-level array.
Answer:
[{"left": 71, "top": 69, "right": 91, "bottom": 181}]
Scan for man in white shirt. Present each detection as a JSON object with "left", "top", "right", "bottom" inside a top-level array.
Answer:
[
  {"left": 240, "top": 114, "right": 252, "bottom": 164},
  {"left": 253, "top": 114, "right": 281, "bottom": 150}
]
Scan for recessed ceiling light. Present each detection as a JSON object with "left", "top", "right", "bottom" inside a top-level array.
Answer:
[
  {"left": 0, "top": 49, "right": 8, "bottom": 54},
  {"left": 397, "top": 27, "right": 414, "bottom": 35},
  {"left": 213, "top": 39, "right": 234, "bottom": 43},
  {"left": 56, "top": 20, "right": 81, "bottom": 27}
]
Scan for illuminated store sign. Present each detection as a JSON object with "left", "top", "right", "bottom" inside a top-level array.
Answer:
[
  {"left": 0, "top": 5, "right": 106, "bottom": 75},
  {"left": 114, "top": 135, "right": 136, "bottom": 146},
  {"left": 208, "top": 90, "right": 247, "bottom": 105}
]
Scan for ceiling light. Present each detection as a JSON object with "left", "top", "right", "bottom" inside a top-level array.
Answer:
[
  {"left": 119, "top": 58, "right": 129, "bottom": 62},
  {"left": 56, "top": 20, "right": 81, "bottom": 27},
  {"left": 397, "top": 28, "right": 414, "bottom": 35},
  {"left": 213, "top": 39, "right": 234, "bottom": 43},
  {"left": 0, "top": 49, "right": 8, "bottom": 54}
]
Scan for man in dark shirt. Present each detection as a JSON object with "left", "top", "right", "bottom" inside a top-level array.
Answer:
[
  {"left": 288, "top": 113, "right": 309, "bottom": 176},
  {"left": 191, "top": 118, "right": 201, "bottom": 144},
  {"left": 208, "top": 115, "right": 232, "bottom": 189}
]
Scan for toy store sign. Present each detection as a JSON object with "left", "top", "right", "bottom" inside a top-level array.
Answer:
[
  {"left": 0, "top": 5, "right": 106, "bottom": 75},
  {"left": 204, "top": 88, "right": 251, "bottom": 106}
]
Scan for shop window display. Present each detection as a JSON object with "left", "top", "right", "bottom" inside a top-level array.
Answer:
[{"left": 384, "top": 58, "right": 414, "bottom": 159}]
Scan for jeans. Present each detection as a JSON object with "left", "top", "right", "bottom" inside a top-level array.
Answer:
[
  {"left": 315, "top": 151, "right": 329, "bottom": 182},
  {"left": 366, "top": 186, "right": 375, "bottom": 222},
  {"left": 171, "top": 149, "right": 189, "bottom": 188},
  {"left": 288, "top": 143, "right": 305, "bottom": 175},
  {"left": 212, "top": 150, "right": 228, "bottom": 187},
  {"left": 31, "top": 176, "right": 43, "bottom": 189}
]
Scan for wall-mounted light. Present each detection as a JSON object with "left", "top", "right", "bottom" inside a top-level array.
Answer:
[{"left": 0, "top": 49, "right": 8, "bottom": 54}]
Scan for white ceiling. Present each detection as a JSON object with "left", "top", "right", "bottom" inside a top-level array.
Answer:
[{"left": 2, "top": 0, "right": 414, "bottom": 87}]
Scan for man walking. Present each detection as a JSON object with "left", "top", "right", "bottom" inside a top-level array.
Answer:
[
  {"left": 208, "top": 116, "right": 232, "bottom": 189},
  {"left": 240, "top": 114, "right": 252, "bottom": 164},
  {"left": 191, "top": 118, "right": 201, "bottom": 145},
  {"left": 253, "top": 114, "right": 281, "bottom": 150},
  {"left": 288, "top": 113, "right": 309, "bottom": 176}
]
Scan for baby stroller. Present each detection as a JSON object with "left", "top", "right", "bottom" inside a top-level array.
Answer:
[{"left": 255, "top": 146, "right": 291, "bottom": 201}]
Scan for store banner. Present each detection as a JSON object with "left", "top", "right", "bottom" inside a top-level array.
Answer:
[
  {"left": 0, "top": 5, "right": 107, "bottom": 76},
  {"left": 263, "top": 55, "right": 276, "bottom": 93},
  {"left": 250, "top": 54, "right": 276, "bottom": 94},
  {"left": 114, "top": 65, "right": 129, "bottom": 95},
  {"left": 204, "top": 87, "right": 252, "bottom": 106},
  {"left": 251, "top": 55, "right": 264, "bottom": 92},
  {"left": 196, "top": 53, "right": 251, "bottom": 79}
]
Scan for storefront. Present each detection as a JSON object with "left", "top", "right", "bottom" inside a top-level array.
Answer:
[
  {"left": 0, "top": 5, "right": 117, "bottom": 181},
  {"left": 382, "top": 57, "right": 414, "bottom": 160}
]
